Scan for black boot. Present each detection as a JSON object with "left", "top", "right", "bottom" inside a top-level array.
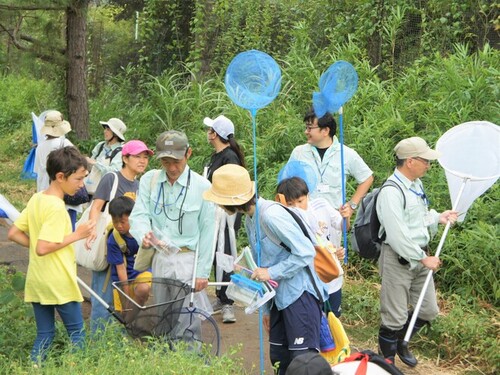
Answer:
[
  {"left": 378, "top": 326, "right": 398, "bottom": 363},
  {"left": 396, "top": 316, "right": 427, "bottom": 367}
]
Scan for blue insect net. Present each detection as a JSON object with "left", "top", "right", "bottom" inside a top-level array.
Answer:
[
  {"left": 313, "top": 61, "right": 358, "bottom": 117},
  {"left": 225, "top": 50, "right": 281, "bottom": 111},
  {"left": 278, "top": 160, "right": 318, "bottom": 194}
]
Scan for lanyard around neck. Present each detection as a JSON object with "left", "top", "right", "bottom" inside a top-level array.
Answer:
[
  {"left": 394, "top": 174, "right": 429, "bottom": 206},
  {"left": 311, "top": 147, "right": 333, "bottom": 182}
]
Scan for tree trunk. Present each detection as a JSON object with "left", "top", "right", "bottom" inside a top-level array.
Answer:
[{"left": 66, "top": 0, "right": 90, "bottom": 140}]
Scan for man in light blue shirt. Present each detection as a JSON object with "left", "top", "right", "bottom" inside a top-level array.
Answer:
[
  {"left": 289, "top": 108, "right": 373, "bottom": 219},
  {"left": 376, "top": 137, "right": 457, "bottom": 368},
  {"left": 203, "top": 164, "right": 328, "bottom": 375},
  {"left": 129, "top": 130, "right": 216, "bottom": 293}
]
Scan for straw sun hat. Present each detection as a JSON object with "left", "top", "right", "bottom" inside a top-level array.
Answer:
[
  {"left": 41, "top": 110, "right": 71, "bottom": 137},
  {"left": 203, "top": 164, "right": 255, "bottom": 206}
]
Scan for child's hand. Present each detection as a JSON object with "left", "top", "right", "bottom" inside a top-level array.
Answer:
[
  {"left": 85, "top": 228, "right": 97, "bottom": 250},
  {"left": 77, "top": 219, "right": 96, "bottom": 241},
  {"left": 336, "top": 247, "right": 345, "bottom": 261}
]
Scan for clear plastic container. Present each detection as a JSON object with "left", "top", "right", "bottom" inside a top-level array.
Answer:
[{"left": 226, "top": 274, "right": 262, "bottom": 306}]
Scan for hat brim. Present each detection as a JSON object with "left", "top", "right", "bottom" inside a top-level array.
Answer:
[
  {"left": 156, "top": 150, "right": 186, "bottom": 160},
  {"left": 203, "top": 117, "right": 215, "bottom": 127},
  {"left": 419, "top": 149, "right": 441, "bottom": 160},
  {"left": 126, "top": 148, "right": 154, "bottom": 156},
  {"left": 100, "top": 121, "right": 126, "bottom": 141},
  {"left": 41, "top": 121, "right": 71, "bottom": 137},
  {"left": 203, "top": 183, "right": 255, "bottom": 206}
]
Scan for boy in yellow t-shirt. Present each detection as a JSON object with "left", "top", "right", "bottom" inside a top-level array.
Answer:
[{"left": 8, "top": 146, "right": 95, "bottom": 364}]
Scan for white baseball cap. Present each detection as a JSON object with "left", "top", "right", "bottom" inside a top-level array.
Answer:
[{"left": 203, "top": 115, "right": 235, "bottom": 140}]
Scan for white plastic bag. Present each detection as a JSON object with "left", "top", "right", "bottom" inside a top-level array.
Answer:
[
  {"left": 74, "top": 172, "right": 119, "bottom": 270},
  {"left": 74, "top": 207, "right": 111, "bottom": 271}
]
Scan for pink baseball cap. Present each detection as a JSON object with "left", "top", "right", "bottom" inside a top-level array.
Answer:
[{"left": 122, "top": 140, "right": 154, "bottom": 156}]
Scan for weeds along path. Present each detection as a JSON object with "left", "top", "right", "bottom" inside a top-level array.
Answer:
[{"left": 0, "top": 223, "right": 466, "bottom": 374}]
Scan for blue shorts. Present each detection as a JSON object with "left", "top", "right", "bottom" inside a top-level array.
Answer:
[{"left": 269, "top": 291, "right": 322, "bottom": 351}]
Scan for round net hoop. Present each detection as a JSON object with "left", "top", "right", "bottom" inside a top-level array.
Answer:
[
  {"left": 225, "top": 49, "right": 281, "bottom": 111},
  {"left": 436, "top": 121, "right": 500, "bottom": 181},
  {"left": 313, "top": 61, "right": 358, "bottom": 117}
]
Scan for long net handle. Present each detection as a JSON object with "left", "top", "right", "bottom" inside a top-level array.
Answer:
[
  {"left": 77, "top": 276, "right": 125, "bottom": 325},
  {"left": 249, "top": 109, "right": 266, "bottom": 375},
  {"left": 402, "top": 177, "right": 469, "bottom": 344},
  {"left": 189, "top": 243, "right": 201, "bottom": 308},
  {"left": 338, "top": 106, "right": 349, "bottom": 263}
]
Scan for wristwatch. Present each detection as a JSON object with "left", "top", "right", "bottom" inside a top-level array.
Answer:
[{"left": 349, "top": 201, "right": 358, "bottom": 210}]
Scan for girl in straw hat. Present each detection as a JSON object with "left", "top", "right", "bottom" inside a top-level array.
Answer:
[{"left": 203, "top": 164, "right": 328, "bottom": 375}]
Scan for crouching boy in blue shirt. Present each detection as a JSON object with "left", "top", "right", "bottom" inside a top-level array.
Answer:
[{"left": 107, "top": 196, "right": 151, "bottom": 321}]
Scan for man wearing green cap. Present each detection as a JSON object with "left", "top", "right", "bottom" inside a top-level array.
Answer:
[{"left": 129, "top": 130, "right": 216, "bottom": 306}]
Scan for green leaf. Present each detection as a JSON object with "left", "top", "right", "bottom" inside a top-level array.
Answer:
[
  {"left": 12, "top": 273, "right": 25, "bottom": 291},
  {"left": 0, "top": 290, "right": 15, "bottom": 304}
]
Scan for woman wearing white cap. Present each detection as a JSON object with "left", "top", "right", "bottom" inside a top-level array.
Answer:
[
  {"left": 85, "top": 118, "right": 127, "bottom": 195},
  {"left": 203, "top": 115, "right": 245, "bottom": 324}
]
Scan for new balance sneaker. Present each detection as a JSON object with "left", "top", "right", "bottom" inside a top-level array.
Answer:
[
  {"left": 222, "top": 304, "right": 236, "bottom": 324},
  {"left": 211, "top": 299, "right": 224, "bottom": 315}
]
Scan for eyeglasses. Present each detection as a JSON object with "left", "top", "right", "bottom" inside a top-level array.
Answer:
[
  {"left": 103, "top": 125, "right": 110, "bottom": 130},
  {"left": 413, "top": 157, "right": 431, "bottom": 165},
  {"left": 305, "top": 125, "right": 320, "bottom": 132}
]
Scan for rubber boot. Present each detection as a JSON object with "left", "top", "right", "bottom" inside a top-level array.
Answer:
[
  {"left": 378, "top": 326, "right": 398, "bottom": 363},
  {"left": 396, "top": 316, "right": 427, "bottom": 367}
]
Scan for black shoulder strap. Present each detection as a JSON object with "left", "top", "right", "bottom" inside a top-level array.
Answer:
[
  {"left": 269, "top": 204, "right": 323, "bottom": 300},
  {"left": 380, "top": 180, "right": 406, "bottom": 209},
  {"left": 273, "top": 204, "right": 312, "bottom": 251},
  {"left": 96, "top": 142, "right": 105, "bottom": 158},
  {"left": 108, "top": 146, "right": 123, "bottom": 161},
  {"left": 374, "top": 179, "right": 407, "bottom": 242}
]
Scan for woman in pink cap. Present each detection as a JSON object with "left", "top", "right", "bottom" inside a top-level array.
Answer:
[{"left": 85, "top": 140, "right": 153, "bottom": 333}]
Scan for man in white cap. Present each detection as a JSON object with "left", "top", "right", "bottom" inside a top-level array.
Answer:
[
  {"left": 376, "top": 137, "right": 457, "bottom": 368},
  {"left": 85, "top": 118, "right": 127, "bottom": 194}
]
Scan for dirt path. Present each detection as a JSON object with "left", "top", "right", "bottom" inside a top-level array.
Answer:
[{"left": 0, "top": 222, "right": 463, "bottom": 374}]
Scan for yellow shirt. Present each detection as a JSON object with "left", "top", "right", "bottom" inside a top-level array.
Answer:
[{"left": 14, "top": 192, "right": 83, "bottom": 304}]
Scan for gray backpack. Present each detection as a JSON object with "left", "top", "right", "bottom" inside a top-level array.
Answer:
[{"left": 350, "top": 180, "right": 405, "bottom": 259}]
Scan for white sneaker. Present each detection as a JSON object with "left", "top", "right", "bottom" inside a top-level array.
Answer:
[
  {"left": 222, "top": 304, "right": 236, "bottom": 324},
  {"left": 211, "top": 299, "right": 224, "bottom": 315}
]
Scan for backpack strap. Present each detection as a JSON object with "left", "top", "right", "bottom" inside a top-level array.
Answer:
[
  {"left": 261, "top": 203, "right": 323, "bottom": 300},
  {"left": 103, "top": 227, "right": 128, "bottom": 293},
  {"left": 107, "top": 146, "right": 123, "bottom": 162},
  {"left": 380, "top": 180, "right": 406, "bottom": 209},
  {"left": 373, "top": 179, "right": 406, "bottom": 243}
]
